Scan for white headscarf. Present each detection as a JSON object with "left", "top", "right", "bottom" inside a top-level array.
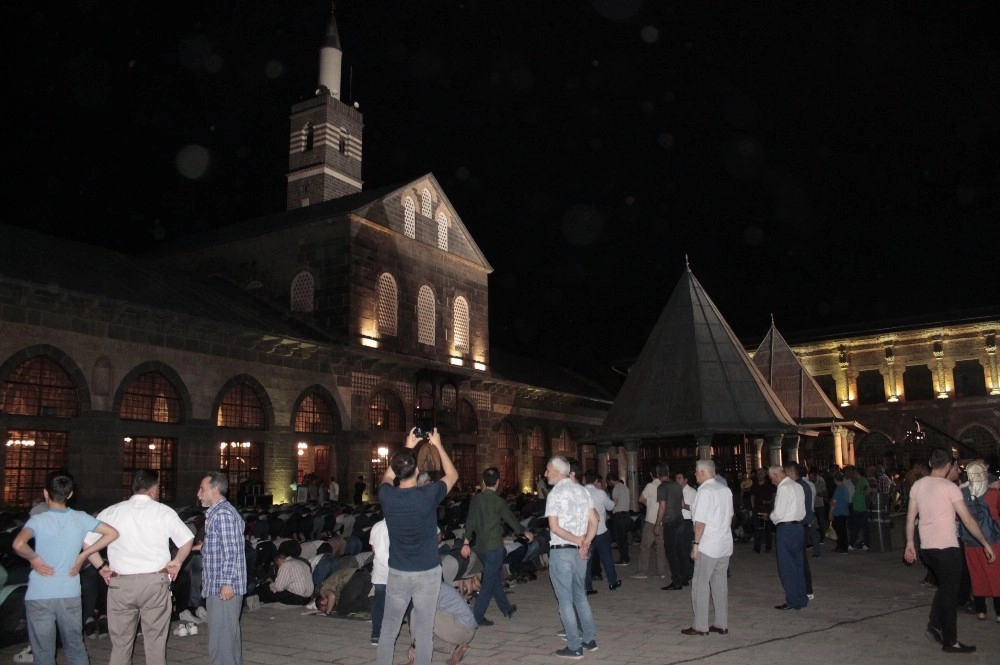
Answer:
[{"left": 965, "top": 460, "right": 989, "bottom": 499}]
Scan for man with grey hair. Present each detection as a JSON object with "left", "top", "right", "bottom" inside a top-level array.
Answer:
[
  {"left": 545, "top": 456, "right": 599, "bottom": 659},
  {"left": 769, "top": 465, "right": 807, "bottom": 610},
  {"left": 198, "top": 472, "right": 247, "bottom": 665},
  {"left": 681, "top": 460, "right": 734, "bottom": 636}
]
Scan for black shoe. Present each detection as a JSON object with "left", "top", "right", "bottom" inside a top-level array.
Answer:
[
  {"left": 941, "top": 643, "right": 976, "bottom": 654},
  {"left": 662, "top": 584, "right": 684, "bottom": 591},
  {"left": 682, "top": 579, "right": 690, "bottom": 587},
  {"left": 591, "top": 574, "right": 603, "bottom": 580},
  {"left": 586, "top": 589, "right": 598, "bottom": 595},
  {"left": 609, "top": 580, "right": 622, "bottom": 591},
  {"left": 477, "top": 617, "right": 494, "bottom": 626},
  {"left": 774, "top": 604, "right": 800, "bottom": 611},
  {"left": 503, "top": 604, "right": 517, "bottom": 619},
  {"left": 925, "top": 624, "right": 943, "bottom": 645}
]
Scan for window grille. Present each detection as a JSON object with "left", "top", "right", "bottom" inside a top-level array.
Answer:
[
  {"left": 216, "top": 383, "right": 266, "bottom": 430},
  {"left": 1, "top": 357, "right": 78, "bottom": 418},
  {"left": 303, "top": 123, "right": 314, "bottom": 151},
  {"left": 218, "top": 441, "right": 265, "bottom": 496},
  {"left": 441, "top": 385, "right": 456, "bottom": 409},
  {"left": 453, "top": 297, "right": 470, "bottom": 352},
  {"left": 120, "top": 372, "right": 182, "bottom": 423},
  {"left": 2, "top": 429, "right": 68, "bottom": 507},
  {"left": 458, "top": 399, "right": 478, "bottom": 434},
  {"left": 498, "top": 421, "right": 517, "bottom": 449},
  {"left": 121, "top": 437, "right": 176, "bottom": 502},
  {"left": 418, "top": 286, "right": 435, "bottom": 345},
  {"left": 290, "top": 272, "right": 315, "bottom": 313},
  {"left": 436, "top": 212, "right": 448, "bottom": 250},
  {"left": 377, "top": 274, "right": 398, "bottom": 337},
  {"left": 294, "top": 394, "right": 338, "bottom": 433},
  {"left": 421, "top": 188, "right": 432, "bottom": 217},
  {"left": 369, "top": 390, "right": 405, "bottom": 431},
  {"left": 403, "top": 197, "right": 416, "bottom": 238}
]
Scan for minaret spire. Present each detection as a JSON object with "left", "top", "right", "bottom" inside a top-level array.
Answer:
[{"left": 318, "top": 2, "right": 343, "bottom": 99}]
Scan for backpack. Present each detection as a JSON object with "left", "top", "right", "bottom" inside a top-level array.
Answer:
[{"left": 959, "top": 488, "right": 1000, "bottom": 547}]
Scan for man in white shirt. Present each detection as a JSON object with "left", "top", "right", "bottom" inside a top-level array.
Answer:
[
  {"left": 634, "top": 470, "right": 665, "bottom": 579},
  {"left": 680, "top": 460, "right": 734, "bottom": 636},
  {"left": 676, "top": 473, "right": 698, "bottom": 586},
  {"left": 607, "top": 473, "right": 631, "bottom": 566},
  {"left": 582, "top": 470, "right": 620, "bottom": 593},
  {"left": 769, "top": 466, "right": 807, "bottom": 610},
  {"left": 84, "top": 469, "right": 194, "bottom": 665}
]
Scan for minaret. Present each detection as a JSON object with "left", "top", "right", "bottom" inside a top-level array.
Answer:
[{"left": 286, "top": 3, "right": 364, "bottom": 210}]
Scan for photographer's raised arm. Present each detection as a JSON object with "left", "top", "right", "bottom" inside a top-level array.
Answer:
[{"left": 430, "top": 428, "right": 459, "bottom": 493}]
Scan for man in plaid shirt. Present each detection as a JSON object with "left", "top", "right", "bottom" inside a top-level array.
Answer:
[{"left": 198, "top": 473, "right": 247, "bottom": 665}]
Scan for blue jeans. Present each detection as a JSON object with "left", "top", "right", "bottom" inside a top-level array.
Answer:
[
  {"left": 311, "top": 554, "right": 343, "bottom": 589},
  {"left": 473, "top": 547, "right": 512, "bottom": 621},
  {"left": 377, "top": 566, "right": 441, "bottom": 665},
  {"left": 586, "top": 531, "right": 617, "bottom": 591},
  {"left": 371, "top": 584, "right": 385, "bottom": 640},
  {"left": 26, "top": 597, "right": 88, "bottom": 665},
  {"left": 775, "top": 522, "right": 808, "bottom": 608},
  {"left": 549, "top": 548, "right": 596, "bottom": 651}
]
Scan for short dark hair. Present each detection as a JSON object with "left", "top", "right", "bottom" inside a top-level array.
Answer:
[
  {"left": 390, "top": 449, "right": 417, "bottom": 480},
  {"left": 482, "top": 467, "right": 500, "bottom": 487},
  {"left": 45, "top": 470, "right": 74, "bottom": 504},
  {"left": 928, "top": 447, "right": 955, "bottom": 471},
  {"left": 132, "top": 469, "right": 160, "bottom": 494},
  {"left": 583, "top": 469, "right": 600, "bottom": 485},
  {"left": 567, "top": 457, "right": 581, "bottom": 479},
  {"left": 657, "top": 464, "right": 671, "bottom": 478},
  {"left": 606, "top": 472, "right": 620, "bottom": 483}
]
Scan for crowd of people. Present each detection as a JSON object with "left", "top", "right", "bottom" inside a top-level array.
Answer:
[{"left": 1, "top": 437, "right": 998, "bottom": 662}]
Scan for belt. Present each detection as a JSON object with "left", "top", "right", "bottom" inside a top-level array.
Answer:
[
  {"left": 550, "top": 544, "right": 579, "bottom": 549},
  {"left": 109, "top": 568, "right": 170, "bottom": 577}
]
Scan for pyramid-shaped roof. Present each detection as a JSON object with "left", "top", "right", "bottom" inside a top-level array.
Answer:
[
  {"left": 752, "top": 321, "right": 846, "bottom": 425},
  {"left": 595, "top": 267, "right": 799, "bottom": 441}
]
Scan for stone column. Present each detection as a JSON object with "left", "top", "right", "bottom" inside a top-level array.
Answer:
[
  {"left": 624, "top": 440, "right": 640, "bottom": 510},
  {"left": 696, "top": 435, "right": 713, "bottom": 462},
  {"left": 847, "top": 430, "right": 856, "bottom": 466},
  {"left": 753, "top": 438, "right": 765, "bottom": 470},
  {"left": 986, "top": 333, "right": 1000, "bottom": 395},
  {"left": 832, "top": 425, "right": 845, "bottom": 468},
  {"left": 597, "top": 443, "right": 611, "bottom": 481},
  {"left": 766, "top": 434, "right": 783, "bottom": 467},
  {"left": 782, "top": 434, "right": 800, "bottom": 464}
]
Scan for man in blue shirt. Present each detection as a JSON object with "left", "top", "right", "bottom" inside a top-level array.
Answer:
[
  {"left": 376, "top": 428, "right": 458, "bottom": 665},
  {"left": 13, "top": 471, "right": 119, "bottom": 665},
  {"left": 198, "top": 472, "right": 247, "bottom": 665}
]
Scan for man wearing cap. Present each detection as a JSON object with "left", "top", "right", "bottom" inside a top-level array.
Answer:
[{"left": 85, "top": 469, "right": 194, "bottom": 665}]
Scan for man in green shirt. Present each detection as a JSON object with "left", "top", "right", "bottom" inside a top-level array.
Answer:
[
  {"left": 460, "top": 467, "right": 533, "bottom": 626},
  {"left": 849, "top": 466, "right": 870, "bottom": 551}
]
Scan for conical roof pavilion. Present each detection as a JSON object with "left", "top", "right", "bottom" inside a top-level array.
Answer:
[{"left": 596, "top": 266, "right": 799, "bottom": 441}]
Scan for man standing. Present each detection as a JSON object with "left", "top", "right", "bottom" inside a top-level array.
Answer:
[
  {"left": 784, "top": 463, "right": 814, "bottom": 599},
  {"left": 545, "top": 456, "right": 598, "bottom": 659},
  {"left": 377, "top": 428, "right": 458, "bottom": 665},
  {"left": 676, "top": 472, "right": 697, "bottom": 586},
  {"left": 329, "top": 477, "right": 340, "bottom": 504},
  {"left": 807, "top": 468, "right": 828, "bottom": 554},
  {"left": 905, "top": 448, "right": 996, "bottom": 654},
  {"left": 634, "top": 469, "right": 665, "bottom": 579},
  {"left": 354, "top": 475, "right": 367, "bottom": 505},
  {"left": 654, "top": 464, "right": 685, "bottom": 591},
  {"left": 582, "top": 470, "right": 620, "bottom": 594},
  {"left": 607, "top": 473, "right": 631, "bottom": 566},
  {"left": 769, "top": 465, "right": 807, "bottom": 610},
  {"left": 749, "top": 468, "right": 775, "bottom": 554},
  {"left": 680, "top": 461, "right": 733, "bottom": 636},
  {"left": 13, "top": 471, "right": 119, "bottom": 665},
  {"left": 848, "top": 466, "right": 870, "bottom": 551},
  {"left": 198, "top": 472, "right": 247, "bottom": 665},
  {"left": 85, "top": 470, "right": 193, "bottom": 665},
  {"left": 461, "top": 466, "right": 532, "bottom": 625}
]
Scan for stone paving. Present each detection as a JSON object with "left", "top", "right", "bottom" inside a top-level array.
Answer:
[{"left": 4, "top": 522, "right": 998, "bottom": 664}]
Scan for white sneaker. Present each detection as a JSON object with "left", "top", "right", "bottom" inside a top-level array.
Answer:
[
  {"left": 187, "top": 624, "right": 199, "bottom": 636},
  {"left": 172, "top": 624, "right": 189, "bottom": 637},
  {"left": 807, "top": 593, "right": 815, "bottom": 600},
  {"left": 13, "top": 646, "right": 33, "bottom": 663},
  {"left": 179, "top": 609, "right": 204, "bottom": 624},
  {"left": 195, "top": 606, "right": 208, "bottom": 621}
]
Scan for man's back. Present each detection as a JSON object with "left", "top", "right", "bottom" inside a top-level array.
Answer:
[{"left": 380, "top": 481, "right": 446, "bottom": 571}]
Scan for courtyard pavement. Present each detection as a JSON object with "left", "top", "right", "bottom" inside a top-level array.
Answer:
[{"left": 3, "top": 519, "right": 998, "bottom": 664}]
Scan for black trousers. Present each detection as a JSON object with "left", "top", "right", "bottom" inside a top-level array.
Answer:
[
  {"left": 662, "top": 520, "right": 683, "bottom": 586},
  {"left": 922, "top": 547, "right": 963, "bottom": 646},
  {"left": 611, "top": 513, "right": 632, "bottom": 564}
]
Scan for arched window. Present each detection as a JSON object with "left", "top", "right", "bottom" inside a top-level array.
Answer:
[
  {"left": 1, "top": 357, "right": 79, "bottom": 418},
  {"left": 458, "top": 398, "right": 478, "bottom": 434},
  {"left": 377, "top": 273, "right": 398, "bottom": 337},
  {"left": 856, "top": 369, "right": 885, "bottom": 405},
  {"left": 421, "top": 188, "right": 432, "bottom": 217},
  {"left": 453, "top": 296, "right": 470, "bottom": 353},
  {"left": 498, "top": 421, "right": 517, "bottom": 449},
  {"left": 302, "top": 122, "right": 314, "bottom": 151},
  {"left": 120, "top": 372, "right": 181, "bottom": 423},
  {"left": 369, "top": 389, "right": 405, "bottom": 431},
  {"left": 216, "top": 383, "right": 266, "bottom": 430},
  {"left": 436, "top": 212, "right": 448, "bottom": 250},
  {"left": 529, "top": 425, "right": 547, "bottom": 482},
  {"left": 290, "top": 272, "right": 315, "bottom": 313},
  {"left": 903, "top": 365, "right": 934, "bottom": 402},
  {"left": 418, "top": 286, "right": 435, "bottom": 345},
  {"left": 954, "top": 359, "right": 987, "bottom": 398},
  {"left": 403, "top": 197, "right": 416, "bottom": 238},
  {"left": 294, "top": 394, "right": 339, "bottom": 433},
  {"left": 1, "top": 356, "right": 79, "bottom": 507}
]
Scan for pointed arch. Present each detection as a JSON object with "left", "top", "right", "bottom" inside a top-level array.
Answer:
[
  {"left": 377, "top": 273, "right": 398, "bottom": 337},
  {"left": 436, "top": 212, "right": 449, "bottom": 250},
  {"left": 290, "top": 271, "right": 315, "bottom": 313},
  {"left": 403, "top": 197, "right": 416, "bottom": 238},
  {"left": 453, "top": 296, "right": 470, "bottom": 353},
  {"left": 418, "top": 285, "right": 436, "bottom": 345},
  {"left": 421, "top": 188, "right": 432, "bottom": 217}
]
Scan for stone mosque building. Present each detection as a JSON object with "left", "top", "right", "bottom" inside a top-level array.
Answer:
[{"left": 2, "top": 10, "right": 999, "bottom": 513}]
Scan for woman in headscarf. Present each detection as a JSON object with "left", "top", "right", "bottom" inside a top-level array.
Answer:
[{"left": 962, "top": 460, "right": 1000, "bottom": 622}]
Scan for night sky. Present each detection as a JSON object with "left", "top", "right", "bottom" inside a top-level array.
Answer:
[{"left": 8, "top": 1, "right": 999, "bottom": 384}]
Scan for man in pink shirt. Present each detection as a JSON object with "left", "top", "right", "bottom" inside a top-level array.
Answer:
[{"left": 904, "top": 448, "right": 996, "bottom": 654}]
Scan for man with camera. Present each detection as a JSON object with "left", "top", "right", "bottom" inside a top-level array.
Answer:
[{"left": 376, "top": 428, "right": 458, "bottom": 665}]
